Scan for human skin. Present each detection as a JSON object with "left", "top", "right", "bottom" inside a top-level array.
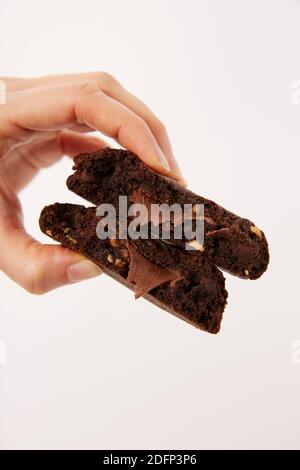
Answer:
[{"left": 0, "top": 72, "right": 185, "bottom": 294}]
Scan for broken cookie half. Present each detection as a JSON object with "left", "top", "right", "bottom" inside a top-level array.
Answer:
[
  {"left": 40, "top": 148, "right": 269, "bottom": 334},
  {"left": 67, "top": 148, "right": 269, "bottom": 280},
  {"left": 40, "top": 203, "right": 227, "bottom": 334}
]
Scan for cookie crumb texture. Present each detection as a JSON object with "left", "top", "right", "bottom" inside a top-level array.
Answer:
[
  {"left": 40, "top": 203, "right": 227, "bottom": 334},
  {"left": 67, "top": 148, "right": 269, "bottom": 280},
  {"left": 40, "top": 148, "right": 269, "bottom": 334}
]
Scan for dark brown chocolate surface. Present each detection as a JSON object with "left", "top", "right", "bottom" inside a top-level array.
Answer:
[
  {"left": 67, "top": 148, "right": 269, "bottom": 279},
  {"left": 39, "top": 148, "right": 270, "bottom": 334},
  {"left": 40, "top": 203, "right": 227, "bottom": 334}
]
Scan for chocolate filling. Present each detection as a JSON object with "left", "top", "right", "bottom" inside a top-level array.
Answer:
[{"left": 127, "top": 243, "right": 181, "bottom": 299}]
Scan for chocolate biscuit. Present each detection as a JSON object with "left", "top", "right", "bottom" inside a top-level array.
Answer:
[
  {"left": 40, "top": 148, "right": 269, "bottom": 334},
  {"left": 67, "top": 148, "right": 269, "bottom": 279},
  {"left": 40, "top": 203, "right": 228, "bottom": 334}
]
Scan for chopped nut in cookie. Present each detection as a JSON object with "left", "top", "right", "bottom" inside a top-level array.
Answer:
[
  {"left": 107, "top": 254, "right": 114, "bottom": 264},
  {"left": 115, "top": 258, "right": 126, "bottom": 268},
  {"left": 250, "top": 225, "right": 262, "bottom": 239},
  {"left": 66, "top": 235, "right": 77, "bottom": 244},
  {"left": 186, "top": 240, "right": 205, "bottom": 251}
]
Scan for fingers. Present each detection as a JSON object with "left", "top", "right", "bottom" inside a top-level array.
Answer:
[
  {"left": 60, "top": 130, "right": 108, "bottom": 156},
  {"left": 0, "top": 170, "right": 102, "bottom": 293},
  {"left": 0, "top": 76, "right": 33, "bottom": 91},
  {"left": 74, "top": 84, "right": 174, "bottom": 176},
  {"left": 0, "top": 83, "right": 182, "bottom": 181},
  {"left": 1, "top": 231, "right": 102, "bottom": 293},
  {"left": 2, "top": 131, "right": 108, "bottom": 192},
  {"left": 1, "top": 73, "right": 186, "bottom": 184},
  {"left": 94, "top": 72, "right": 184, "bottom": 179}
]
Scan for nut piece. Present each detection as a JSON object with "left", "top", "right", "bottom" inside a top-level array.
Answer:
[
  {"left": 109, "top": 238, "right": 118, "bottom": 247},
  {"left": 64, "top": 227, "right": 71, "bottom": 234},
  {"left": 115, "top": 258, "right": 126, "bottom": 268},
  {"left": 66, "top": 235, "right": 77, "bottom": 244},
  {"left": 250, "top": 225, "right": 262, "bottom": 239},
  {"left": 107, "top": 254, "right": 114, "bottom": 264},
  {"left": 186, "top": 240, "right": 205, "bottom": 252},
  {"left": 45, "top": 229, "right": 53, "bottom": 237},
  {"left": 245, "top": 269, "right": 249, "bottom": 277},
  {"left": 204, "top": 216, "right": 215, "bottom": 225}
]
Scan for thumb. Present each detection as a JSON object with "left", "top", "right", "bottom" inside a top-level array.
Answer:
[{"left": 0, "top": 177, "right": 101, "bottom": 293}]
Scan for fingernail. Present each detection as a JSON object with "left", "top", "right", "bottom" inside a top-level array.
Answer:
[
  {"left": 67, "top": 260, "right": 102, "bottom": 283},
  {"left": 178, "top": 177, "right": 188, "bottom": 187},
  {"left": 169, "top": 152, "right": 187, "bottom": 183},
  {"left": 157, "top": 148, "right": 170, "bottom": 170},
  {"left": 164, "top": 168, "right": 188, "bottom": 186}
]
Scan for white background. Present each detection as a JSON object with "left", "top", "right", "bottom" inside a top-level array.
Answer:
[{"left": 0, "top": 0, "right": 299, "bottom": 450}]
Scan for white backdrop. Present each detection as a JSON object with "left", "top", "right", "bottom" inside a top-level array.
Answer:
[{"left": 0, "top": 0, "right": 299, "bottom": 450}]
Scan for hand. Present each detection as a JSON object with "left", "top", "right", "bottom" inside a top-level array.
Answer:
[{"left": 0, "top": 72, "right": 185, "bottom": 294}]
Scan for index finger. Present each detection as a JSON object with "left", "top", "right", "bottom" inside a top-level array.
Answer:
[
  {"left": 1, "top": 72, "right": 184, "bottom": 179},
  {"left": 1, "top": 82, "right": 182, "bottom": 182}
]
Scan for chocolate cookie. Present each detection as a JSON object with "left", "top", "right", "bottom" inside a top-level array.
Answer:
[
  {"left": 40, "top": 203, "right": 228, "bottom": 334},
  {"left": 40, "top": 148, "right": 269, "bottom": 334},
  {"left": 67, "top": 148, "right": 269, "bottom": 279}
]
